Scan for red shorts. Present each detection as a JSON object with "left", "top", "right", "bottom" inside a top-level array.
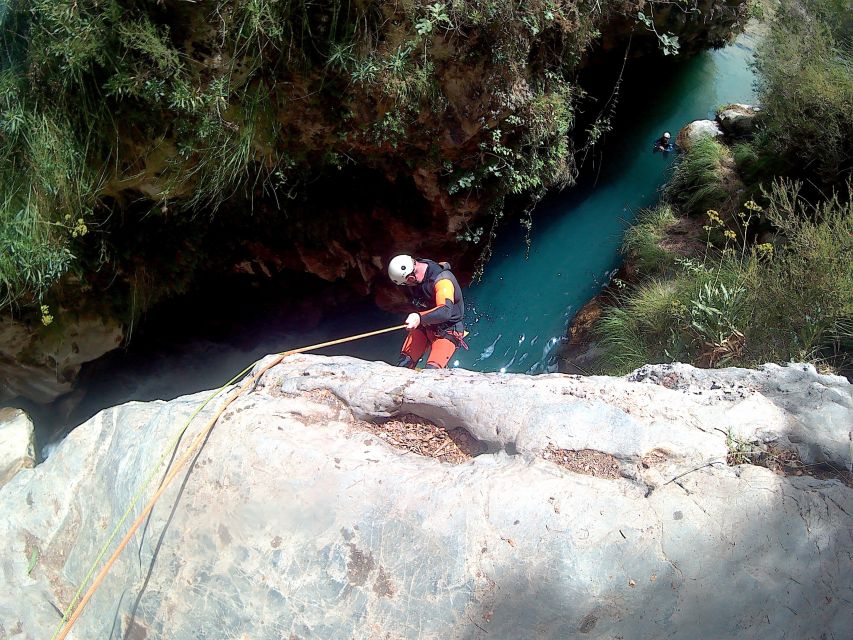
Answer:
[{"left": 400, "top": 327, "right": 457, "bottom": 369}]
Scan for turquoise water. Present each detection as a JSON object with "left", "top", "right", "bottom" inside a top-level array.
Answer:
[
  {"left": 454, "top": 31, "right": 760, "bottom": 374},
  {"left": 314, "top": 30, "right": 761, "bottom": 372}
]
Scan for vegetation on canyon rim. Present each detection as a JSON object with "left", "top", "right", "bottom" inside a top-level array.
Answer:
[
  {"left": 2, "top": 0, "right": 682, "bottom": 319},
  {"left": 595, "top": 0, "right": 852, "bottom": 375}
]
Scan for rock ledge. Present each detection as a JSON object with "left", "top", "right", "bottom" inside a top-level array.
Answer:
[{"left": 1, "top": 356, "right": 850, "bottom": 639}]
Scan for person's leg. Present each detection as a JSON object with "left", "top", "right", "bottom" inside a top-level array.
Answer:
[
  {"left": 398, "top": 328, "right": 428, "bottom": 368},
  {"left": 424, "top": 336, "right": 457, "bottom": 369}
]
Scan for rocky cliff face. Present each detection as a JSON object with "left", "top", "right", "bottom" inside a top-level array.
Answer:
[
  {"left": 0, "top": 312, "right": 123, "bottom": 405},
  {"left": 601, "top": 0, "right": 749, "bottom": 56},
  {"left": 1, "top": 357, "right": 850, "bottom": 638},
  {"left": 0, "top": 0, "right": 749, "bottom": 405}
]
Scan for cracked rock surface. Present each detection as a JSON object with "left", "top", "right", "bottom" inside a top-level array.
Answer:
[{"left": 0, "top": 356, "right": 850, "bottom": 639}]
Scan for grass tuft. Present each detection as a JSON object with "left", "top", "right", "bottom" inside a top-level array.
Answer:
[
  {"left": 665, "top": 137, "right": 731, "bottom": 216},
  {"left": 622, "top": 204, "right": 679, "bottom": 274}
]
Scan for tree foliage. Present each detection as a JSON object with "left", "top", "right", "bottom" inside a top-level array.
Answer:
[{"left": 751, "top": 0, "right": 853, "bottom": 187}]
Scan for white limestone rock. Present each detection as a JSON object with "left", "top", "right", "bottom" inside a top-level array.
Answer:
[
  {"left": 0, "top": 407, "right": 36, "bottom": 487},
  {"left": 0, "top": 356, "right": 850, "bottom": 639},
  {"left": 676, "top": 119, "right": 724, "bottom": 151},
  {"left": 0, "top": 313, "right": 124, "bottom": 404}
]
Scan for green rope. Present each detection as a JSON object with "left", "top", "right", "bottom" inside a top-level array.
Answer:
[
  {"left": 49, "top": 360, "right": 257, "bottom": 640},
  {"left": 51, "top": 323, "right": 406, "bottom": 638}
]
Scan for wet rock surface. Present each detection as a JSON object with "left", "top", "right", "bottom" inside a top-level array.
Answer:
[
  {"left": 1, "top": 356, "right": 850, "bottom": 639},
  {"left": 0, "top": 312, "right": 124, "bottom": 405}
]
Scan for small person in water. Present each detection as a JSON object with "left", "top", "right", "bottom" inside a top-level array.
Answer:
[{"left": 653, "top": 131, "right": 674, "bottom": 153}]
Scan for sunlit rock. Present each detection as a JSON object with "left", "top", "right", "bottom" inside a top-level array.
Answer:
[
  {"left": 0, "top": 313, "right": 124, "bottom": 405},
  {"left": 1, "top": 356, "right": 849, "bottom": 639},
  {"left": 676, "top": 119, "right": 724, "bottom": 151}
]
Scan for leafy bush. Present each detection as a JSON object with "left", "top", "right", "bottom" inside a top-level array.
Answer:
[
  {"left": 747, "top": 180, "right": 853, "bottom": 365},
  {"left": 0, "top": 223, "right": 74, "bottom": 309},
  {"left": 752, "top": 0, "right": 853, "bottom": 187},
  {"left": 731, "top": 140, "right": 777, "bottom": 188},
  {"left": 0, "top": 69, "right": 101, "bottom": 308}
]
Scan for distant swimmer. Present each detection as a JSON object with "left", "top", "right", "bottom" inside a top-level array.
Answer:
[{"left": 653, "top": 131, "right": 674, "bottom": 153}]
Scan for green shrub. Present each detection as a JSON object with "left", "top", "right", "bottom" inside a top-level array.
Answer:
[
  {"left": 665, "top": 137, "right": 732, "bottom": 216},
  {"left": 0, "top": 84, "right": 100, "bottom": 308},
  {"left": 752, "top": 0, "right": 853, "bottom": 187},
  {"left": 686, "top": 277, "right": 748, "bottom": 351},
  {"left": 622, "top": 204, "right": 679, "bottom": 274},
  {"left": 597, "top": 264, "right": 751, "bottom": 374},
  {"left": 596, "top": 180, "right": 852, "bottom": 374},
  {"left": 731, "top": 139, "right": 777, "bottom": 188},
  {"left": 594, "top": 307, "right": 652, "bottom": 375},
  {"left": 596, "top": 276, "right": 692, "bottom": 373},
  {"left": 0, "top": 222, "right": 74, "bottom": 309},
  {"left": 747, "top": 180, "right": 853, "bottom": 365}
]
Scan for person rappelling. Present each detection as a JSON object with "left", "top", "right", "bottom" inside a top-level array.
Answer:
[{"left": 387, "top": 254, "right": 468, "bottom": 369}]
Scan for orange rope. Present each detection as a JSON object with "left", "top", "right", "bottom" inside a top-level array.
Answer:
[{"left": 54, "top": 324, "right": 406, "bottom": 640}]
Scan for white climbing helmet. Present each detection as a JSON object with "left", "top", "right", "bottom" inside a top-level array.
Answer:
[{"left": 388, "top": 254, "right": 416, "bottom": 285}]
